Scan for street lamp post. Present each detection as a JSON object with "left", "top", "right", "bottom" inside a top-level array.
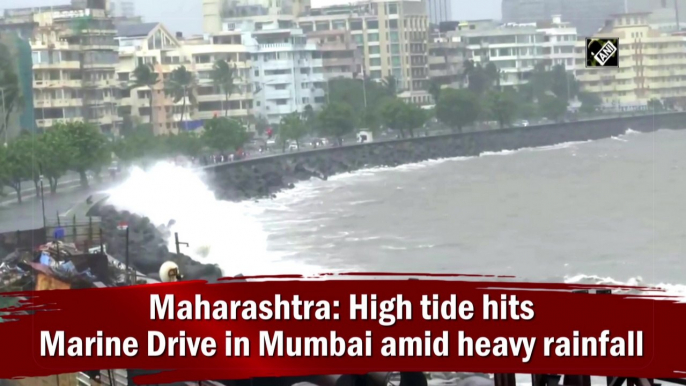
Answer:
[
  {"left": 39, "top": 174, "right": 46, "bottom": 228},
  {"left": 117, "top": 221, "right": 130, "bottom": 284},
  {"left": 0, "top": 87, "right": 7, "bottom": 147}
]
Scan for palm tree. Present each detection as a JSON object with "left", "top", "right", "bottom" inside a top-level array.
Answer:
[
  {"left": 380, "top": 75, "right": 398, "bottom": 96},
  {"left": 130, "top": 63, "right": 160, "bottom": 128},
  {"left": 210, "top": 59, "right": 239, "bottom": 117},
  {"left": 0, "top": 41, "right": 23, "bottom": 141},
  {"left": 165, "top": 66, "right": 196, "bottom": 131}
]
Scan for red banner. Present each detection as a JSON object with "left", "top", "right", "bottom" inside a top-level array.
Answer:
[{"left": 0, "top": 274, "right": 683, "bottom": 384}]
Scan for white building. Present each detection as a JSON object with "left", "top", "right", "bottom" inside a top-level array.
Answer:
[
  {"left": 446, "top": 16, "right": 578, "bottom": 88},
  {"left": 242, "top": 20, "right": 326, "bottom": 124},
  {"left": 116, "top": 22, "right": 253, "bottom": 135}
]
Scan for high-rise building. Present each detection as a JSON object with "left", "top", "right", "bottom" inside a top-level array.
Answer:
[
  {"left": 0, "top": 33, "right": 36, "bottom": 140},
  {"left": 115, "top": 22, "right": 253, "bottom": 134},
  {"left": 426, "top": 0, "right": 452, "bottom": 25},
  {"left": 1, "top": 1, "right": 120, "bottom": 134},
  {"left": 202, "top": 0, "right": 311, "bottom": 34},
  {"left": 297, "top": 0, "right": 432, "bottom": 105},
  {"left": 503, "top": 0, "right": 686, "bottom": 36},
  {"left": 243, "top": 21, "right": 326, "bottom": 124},
  {"left": 502, "top": 0, "right": 622, "bottom": 36},
  {"left": 440, "top": 16, "right": 577, "bottom": 89},
  {"left": 574, "top": 12, "right": 686, "bottom": 111}
]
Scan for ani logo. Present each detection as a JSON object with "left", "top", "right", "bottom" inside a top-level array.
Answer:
[{"left": 586, "top": 38, "right": 619, "bottom": 68}]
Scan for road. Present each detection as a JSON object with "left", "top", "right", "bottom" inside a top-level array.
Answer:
[{"left": 0, "top": 179, "right": 119, "bottom": 232}]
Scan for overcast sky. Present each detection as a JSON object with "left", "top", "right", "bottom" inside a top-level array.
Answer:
[{"left": 1, "top": 0, "right": 501, "bottom": 36}]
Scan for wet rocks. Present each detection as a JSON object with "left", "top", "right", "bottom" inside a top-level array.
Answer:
[{"left": 94, "top": 205, "right": 223, "bottom": 282}]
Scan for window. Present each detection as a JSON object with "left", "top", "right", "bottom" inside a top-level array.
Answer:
[
  {"left": 369, "top": 46, "right": 380, "bottom": 55},
  {"left": 333, "top": 20, "right": 346, "bottom": 30},
  {"left": 254, "top": 70, "right": 260, "bottom": 76},
  {"left": 368, "top": 33, "right": 379, "bottom": 42},
  {"left": 367, "top": 20, "right": 379, "bottom": 29},
  {"left": 387, "top": 3, "right": 398, "bottom": 14},
  {"left": 390, "top": 44, "right": 400, "bottom": 54},
  {"left": 353, "top": 34, "right": 364, "bottom": 45},
  {"left": 351, "top": 20, "right": 363, "bottom": 30},
  {"left": 390, "top": 20, "right": 398, "bottom": 29},
  {"left": 390, "top": 31, "right": 399, "bottom": 42},
  {"left": 392, "top": 56, "right": 401, "bottom": 66},
  {"left": 370, "top": 58, "right": 381, "bottom": 66},
  {"left": 370, "top": 70, "right": 382, "bottom": 79},
  {"left": 302, "top": 97, "right": 310, "bottom": 103}
]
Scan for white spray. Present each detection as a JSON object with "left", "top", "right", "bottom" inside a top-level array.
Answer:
[{"left": 106, "top": 162, "right": 324, "bottom": 277}]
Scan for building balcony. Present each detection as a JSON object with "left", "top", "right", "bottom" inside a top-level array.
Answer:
[
  {"left": 33, "top": 79, "right": 82, "bottom": 88},
  {"left": 261, "top": 73, "right": 293, "bottom": 84},
  {"left": 36, "top": 117, "right": 83, "bottom": 128},
  {"left": 194, "top": 109, "right": 249, "bottom": 120},
  {"left": 613, "top": 83, "right": 635, "bottom": 92},
  {"left": 322, "top": 57, "right": 356, "bottom": 67},
  {"left": 264, "top": 104, "right": 296, "bottom": 115},
  {"left": 34, "top": 61, "right": 81, "bottom": 70},
  {"left": 83, "top": 79, "right": 118, "bottom": 88},
  {"left": 35, "top": 98, "right": 83, "bottom": 108},
  {"left": 83, "top": 63, "right": 117, "bottom": 70},
  {"left": 90, "top": 115, "right": 116, "bottom": 125},
  {"left": 260, "top": 60, "right": 294, "bottom": 71},
  {"left": 265, "top": 89, "right": 292, "bottom": 99}
]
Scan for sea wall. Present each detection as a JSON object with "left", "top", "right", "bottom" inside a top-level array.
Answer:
[{"left": 205, "top": 112, "right": 686, "bottom": 201}]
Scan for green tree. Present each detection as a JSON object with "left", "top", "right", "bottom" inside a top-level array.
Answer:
[
  {"left": 466, "top": 64, "right": 490, "bottom": 95},
  {"left": 436, "top": 89, "right": 480, "bottom": 132},
  {"left": 166, "top": 66, "right": 197, "bottom": 130},
  {"left": 539, "top": 95, "right": 568, "bottom": 122},
  {"left": 112, "top": 127, "right": 163, "bottom": 166},
  {"left": 39, "top": 124, "right": 74, "bottom": 193},
  {"left": 130, "top": 64, "right": 160, "bottom": 128},
  {"left": 380, "top": 99, "right": 417, "bottom": 138},
  {"left": 647, "top": 98, "right": 663, "bottom": 111},
  {"left": 0, "top": 41, "right": 23, "bottom": 143},
  {"left": 317, "top": 102, "right": 355, "bottom": 145},
  {"left": 428, "top": 79, "right": 442, "bottom": 104},
  {"left": 484, "top": 90, "right": 518, "bottom": 129},
  {"left": 404, "top": 103, "right": 428, "bottom": 138},
  {"left": 202, "top": 117, "right": 249, "bottom": 153},
  {"left": 253, "top": 115, "right": 270, "bottom": 137},
  {"left": 63, "top": 122, "right": 109, "bottom": 187},
  {"left": 210, "top": 59, "right": 239, "bottom": 117},
  {"left": 280, "top": 112, "right": 308, "bottom": 150},
  {"left": 168, "top": 131, "right": 203, "bottom": 158},
  {"left": 578, "top": 92, "right": 602, "bottom": 115},
  {"left": 3, "top": 135, "right": 33, "bottom": 203},
  {"left": 550, "top": 64, "right": 578, "bottom": 101},
  {"left": 484, "top": 61, "right": 501, "bottom": 91}
]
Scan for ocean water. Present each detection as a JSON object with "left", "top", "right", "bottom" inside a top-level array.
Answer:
[{"left": 107, "top": 128, "right": 686, "bottom": 297}]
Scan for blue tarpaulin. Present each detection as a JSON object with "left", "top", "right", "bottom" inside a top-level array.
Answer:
[
  {"left": 53, "top": 227, "right": 65, "bottom": 240},
  {"left": 180, "top": 120, "right": 204, "bottom": 131}
]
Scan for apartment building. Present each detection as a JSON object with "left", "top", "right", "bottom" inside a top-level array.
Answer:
[
  {"left": 428, "top": 37, "right": 466, "bottom": 86},
  {"left": 0, "top": 33, "right": 36, "bottom": 139},
  {"left": 297, "top": 0, "right": 432, "bottom": 104},
  {"left": 202, "top": 0, "right": 310, "bottom": 34},
  {"left": 243, "top": 22, "right": 326, "bottom": 124},
  {"left": 306, "top": 29, "right": 363, "bottom": 80},
  {"left": 115, "top": 22, "right": 253, "bottom": 134},
  {"left": 443, "top": 16, "right": 577, "bottom": 88},
  {"left": 574, "top": 13, "right": 686, "bottom": 111},
  {"left": 2, "top": 1, "right": 120, "bottom": 134}
]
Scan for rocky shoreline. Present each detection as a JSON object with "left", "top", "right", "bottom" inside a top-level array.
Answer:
[
  {"left": 95, "top": 113, "right": 686, "bottom": 281},
  {"left": 205, "top": 112, "right": 686, "bottom": 202}
]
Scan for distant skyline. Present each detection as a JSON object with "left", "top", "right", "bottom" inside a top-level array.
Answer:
[{"left": 1, "top": 0, "right": 501, "bottom": 36}]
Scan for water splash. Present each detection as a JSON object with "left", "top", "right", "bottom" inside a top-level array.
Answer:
[{"left": 106, "top": 162, "right": 326, "bottom": 277}]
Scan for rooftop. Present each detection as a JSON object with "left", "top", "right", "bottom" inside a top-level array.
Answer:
[{"left": 115, "top": 22, "right": 158, "bottom": 38}]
